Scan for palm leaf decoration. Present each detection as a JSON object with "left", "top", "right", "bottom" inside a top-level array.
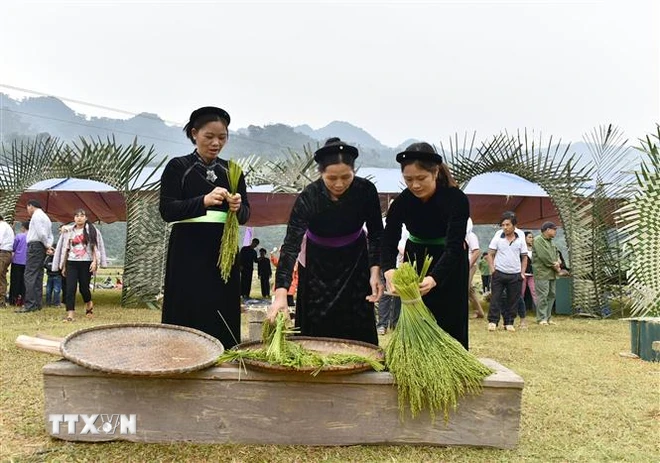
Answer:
[
  {"left": 0, "top": 135, "right": 63, "bottom": 220},
  {"left": 617, "top": 125, "right": 660, "bottom": 317},
  {"left": 580, "top": 125, "right": 636, "bottom": 316},
  {"left": 264, "top": 144, "right": 319, "bottom": 193}
]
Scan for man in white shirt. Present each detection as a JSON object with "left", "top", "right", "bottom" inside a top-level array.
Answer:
[
  {"left": 0, "top": 214, "right": 15, "bottom": 307},
  {"left": 16, "top": 200, "right": 54, "bottom": 313},
  {"left": 486, "top": 211, "right": 528, "bottom": 332}
]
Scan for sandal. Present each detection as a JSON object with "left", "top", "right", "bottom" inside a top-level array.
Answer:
[
  {"left": 85, "top": 305, "right": 94, "bottom": 318},
  {"left": 62, "top": 316, "right": 74, "bottom": 322}
]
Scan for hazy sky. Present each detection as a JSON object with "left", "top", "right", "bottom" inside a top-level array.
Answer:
[{"left": 1, "top": 0, "right": 658, "bottom": 147}]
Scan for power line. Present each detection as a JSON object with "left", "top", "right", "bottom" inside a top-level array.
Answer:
[
  {"left": 0, "top": 83, "right": 181, "bottom": 125},
  {"left": 0, "top": 84, "right": 306, "bottom": 151},
  {"left": 1, "top": 108, "right": 190, "bottom": 147}
]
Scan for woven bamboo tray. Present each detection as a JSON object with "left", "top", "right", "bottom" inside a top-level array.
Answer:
[
  {"left": 229, "top": 336, "right": 384, "bottom": 375},
  {"left": 59, "top": 323, "right": 225, "bottom": 376}
]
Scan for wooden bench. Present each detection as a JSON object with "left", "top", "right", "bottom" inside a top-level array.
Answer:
[{"left": 43, "top": 358, "right": 523, "bottom": 448}]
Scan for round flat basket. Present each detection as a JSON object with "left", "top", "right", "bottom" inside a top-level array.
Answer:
[
  {"left": 231, "top": 336, "right": 384, "bottom": 375},
  {"left": 60, "top": 323, "right": 224, "bottom": 376}
]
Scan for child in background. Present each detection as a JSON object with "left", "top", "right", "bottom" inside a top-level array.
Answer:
[
  {"left": 43, "top": 254, "right": 62, "bottom": 307},
  {"left": 479, "top": 252, "right": 491, "bottom": 294}
]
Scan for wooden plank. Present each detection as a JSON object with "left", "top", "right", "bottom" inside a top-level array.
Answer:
[
  {"left": 16, "top": 335, "right": 62, "bottom": 356},
  {"left": 43, "top": 358, "right": 523, "bottom": 448},
  {"left": 43, "top": 358, "right": 523, "bottom": 389}
]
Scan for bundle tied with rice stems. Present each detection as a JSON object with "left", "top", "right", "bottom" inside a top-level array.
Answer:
[
  {"left": 218, "top": 160, "right": 242, "bottom": 281},
  {"left": 217, "top": 313, "right": 385, "bottom": 375},
  {"left": 386, "top": 255, "right": 493, "bottom": 422}
]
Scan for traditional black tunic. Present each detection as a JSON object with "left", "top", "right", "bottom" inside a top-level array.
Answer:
[
  {"left": 159, "top": 152, "right": 250, "bottom": 349},
  {"left": 275, "top": 177, "right": 383, "bottom": 345},
  {"left": 381, "top": 186, "right": 470, "bottom": 349}
]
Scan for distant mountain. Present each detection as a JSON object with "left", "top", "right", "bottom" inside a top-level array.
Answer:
[
  {"left": 0, "top": 93, "right": 642, "bottom": 170},
  {"left": 294, "top": 120, "right": 389, "bottom": 151},
  {"left": 0, "top": 93, "right": 398, "bottom": 167},
  {"left": 293, "top": 120, "right": 398, "bottom": 167}
]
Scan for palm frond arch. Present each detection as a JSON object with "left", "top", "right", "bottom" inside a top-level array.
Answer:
[
  {"left": 617, "top": 125, "right": 660, "bottom": 317},
  {"left": 0, "top": 135, "right": 166, "bottom": 307},
  {"left": 442, "top": 131, "right": 595, "bottom": 312}
]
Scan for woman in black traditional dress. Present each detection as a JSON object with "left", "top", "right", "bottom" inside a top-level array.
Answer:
[
  {"left": 159, "top": 106, "right": 249, "bottom": 349},
  {"left": 267, "top": 138, "right": 383, "bottom": 345},
  {"left": 382, "top": 142, "right": 470, "bottom": 349}
]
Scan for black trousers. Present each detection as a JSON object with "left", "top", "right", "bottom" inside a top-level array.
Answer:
[
  {"left": 24, "top": 242, "right": 46, "bottom": 310},
  {"left": 488, "top": 271, "right": 522, "bottom": 326},
  {"left": 65, "top": 260, "right": 92, "bottom": 311},
  {"left": 240, "top": 268, "right": 253, "bottom": 297},
  {"left": 9, "top": 263, "right": 26, "bottom": 304},
  {"left": 259, "top": 276, "right": 270, "bottom": 298}
]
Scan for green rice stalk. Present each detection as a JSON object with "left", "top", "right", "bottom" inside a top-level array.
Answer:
[
  {"left": 218, "top": 160, "right": 243, "bottom": 281},
  {"left": 386, "top": 257, "right": 493, "bottom": 422},
  {"left": 217, "top": 313, "right": 385, "bottom": 375}
]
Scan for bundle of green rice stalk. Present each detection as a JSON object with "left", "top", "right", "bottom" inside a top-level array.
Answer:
[
  {"left": 218, "top": 160, "right": 242, "bottom": 281},
  {"left": 386, "top": 256, "right": 493, "bottom": 422},
  {"left": 218, "top": 313, "right": 385, "bottom": 375}
]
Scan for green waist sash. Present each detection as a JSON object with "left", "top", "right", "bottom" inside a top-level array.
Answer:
[
  {"left": 175, "top": 210, "right": 227, "bottom": 224},
  {"left": 408, "top": 234, "right": 446, "bottom": 246}
]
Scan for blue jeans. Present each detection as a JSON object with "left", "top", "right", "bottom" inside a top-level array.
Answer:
[{"left": 45, "top": 274, "right": 62, "bottom": 306}]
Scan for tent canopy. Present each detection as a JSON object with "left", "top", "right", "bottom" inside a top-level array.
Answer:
[{"left": 14, "top": 170, "right": 560, "bottom": 228}]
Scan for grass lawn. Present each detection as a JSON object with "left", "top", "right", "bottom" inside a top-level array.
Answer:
[{"left": 1, "top": 289, "right": 658, "bottom": 462}]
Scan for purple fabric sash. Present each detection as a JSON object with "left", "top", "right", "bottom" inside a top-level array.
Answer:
[{"left": 305, "top": 228, "right": 364, "bottom": 248}]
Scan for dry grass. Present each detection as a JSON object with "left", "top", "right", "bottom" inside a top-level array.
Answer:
[{"left": 1, "top": 290, "right": 658, "bottom": 462}]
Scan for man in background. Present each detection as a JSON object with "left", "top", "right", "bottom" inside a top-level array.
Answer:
[
  {"left": 16, "top": 200, "right": 53, "bottom": 313},
  {"left": 239, "top": 238, "right": 259, "bottom": 299},
  {"left": 533, "top": 221, "right": 561, "bottom": 325},
  {"left": 257, "top": 248, "right": 272, "bottom": 299},
  {"left": 486, "top": 211, "right": 528, "bottom": 332}
]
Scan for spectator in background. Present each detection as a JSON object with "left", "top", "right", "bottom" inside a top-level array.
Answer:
[
  {"left": 0, "top": 214, "right": 15, "bottom": 307},
  {"left": 239, "top": 238, "right": 259, "bottom": 298},
  {"left": 9, "top": 221, "right": 29, "bottom": 306},
  {"left": 517, "top": 231, "right": 538, "bottom": 328},
  {"left": 257, "top": 247, "right": 272, "bottom": 299},
  {"left": 54, "top": 209, "right": 108, "bottom": 322},
  {"left": 486, "top": 211, "right": 528, "bottom": 332},
  {"left": 43, "top": 253, "right": 62, "bottom": 307},
  {"left": 16, "top": 200, "right": 54, "bottom": 313},
  {"left": 466, "top": 218, "right": 485, "bottom": 319},
  {"left": 533, "top": 221, "right": 561, "bottom": 325},
  {"left": 478, "top": 252, "right": 491, "bottom": 294}
]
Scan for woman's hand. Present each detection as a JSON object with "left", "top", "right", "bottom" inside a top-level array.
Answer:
[
  {"left": 61, "top": 265, "right": 67, "bottom": 277},
  {"left": 226, "top": 193, "right": 242, "bottom": 212},
  {"left": 383, "top": 269, "right": 396, "bottom": 295},
  {"left": 267, "top": 288, "right": 291, "bottom": 323},
  {"left": 419, "top": 275, "right": 437, "bottom": 296},
  {"left": 90, "top": 261, "right": 97, "bottom": 273},
  {"left": 203, "top": 187, "right": 229, "bottom": 207},
  {"left": 366, "top": 266, "right": 383, "bottom": 303}
]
